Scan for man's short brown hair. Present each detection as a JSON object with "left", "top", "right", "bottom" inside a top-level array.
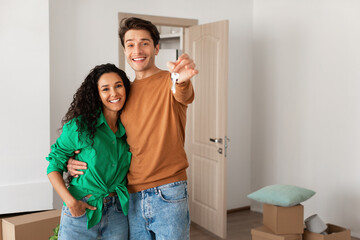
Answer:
[{"left": 119, "top": 17, "right": 160, "bottom": 48}]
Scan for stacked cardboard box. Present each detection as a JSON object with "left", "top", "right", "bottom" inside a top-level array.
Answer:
[
  {"left": 251, "top": 204, "right": 351, "bottom": 240},
  {"left": 1, "top": 210, "right": 61, "bottom": 240},
  {"left": 251, "top": 204, "right": 304, "bottom": 240},
  {"left": 252, "top": 226, "right": 302, "bottom": 240},
  {"left": 303, "top": 224, "right": 351, "bottom": 240}
]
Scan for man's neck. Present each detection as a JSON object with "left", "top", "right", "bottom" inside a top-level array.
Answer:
[{"left": 135, "top": 66, "right": 162, "bottom": 80}]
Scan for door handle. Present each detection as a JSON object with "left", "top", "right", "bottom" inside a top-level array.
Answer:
[{"left": 209, "top": 138, "right": 223, "bottom": 144}]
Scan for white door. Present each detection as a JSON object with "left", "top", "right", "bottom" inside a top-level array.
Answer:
[{"left": 185, "top": 20, "right": 229, "bottom": 239}]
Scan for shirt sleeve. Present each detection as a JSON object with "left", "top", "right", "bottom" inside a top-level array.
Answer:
[
  {"left": 46, "top": 120, "right": 79, "bottom": 174},
  {"left": 174, "top": 80, "right": 195, "bottom": 105}
]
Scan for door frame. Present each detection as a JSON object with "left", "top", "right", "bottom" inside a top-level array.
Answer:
[{"left": 117, "top": 12, "right": 198, "bottom": 70}]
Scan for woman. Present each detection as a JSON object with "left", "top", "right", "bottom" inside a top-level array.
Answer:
[{"left": 46, "top": 63, "right": 131, "bottom": 239}]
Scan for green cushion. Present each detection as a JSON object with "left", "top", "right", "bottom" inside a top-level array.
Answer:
[{"left": 247, "top": 184, "right": 316, "bottom": 207}]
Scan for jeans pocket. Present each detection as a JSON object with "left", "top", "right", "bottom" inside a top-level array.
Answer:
[
  {"left": 158, "top": 183, "right": 188, "bottom": 203},
  {"left": 115, "top": 198, "right": 123, "bottom": 213},
  {"left": 63, "top": 205, "right": 87, "bottom": 218}
]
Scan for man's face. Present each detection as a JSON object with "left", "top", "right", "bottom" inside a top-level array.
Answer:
[{"left": 123, "top": 29, "right": 159, "bottom": 76}]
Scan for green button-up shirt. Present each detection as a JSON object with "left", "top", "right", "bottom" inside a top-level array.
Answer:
[{"left": 46, "top": 111, "right": 131, "bottom": 229}]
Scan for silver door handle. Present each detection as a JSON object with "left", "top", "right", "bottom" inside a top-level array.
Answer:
[{"left": 209, "top": 138, "right": 223, "bottom": 144}]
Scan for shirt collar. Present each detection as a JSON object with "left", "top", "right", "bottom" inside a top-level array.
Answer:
[
  {"left": 96, "top": 110, "right": 126, "bottom": 138},
  {"left": 95, "top": 110, "right": 106, "bottom": 128},
  {"left": 116, "top": 121, "right": 126, "bottom": 138}
]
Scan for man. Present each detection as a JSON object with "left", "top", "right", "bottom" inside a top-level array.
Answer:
[{"left": 68, "top": 17, "right": 198, "bottom": 239}]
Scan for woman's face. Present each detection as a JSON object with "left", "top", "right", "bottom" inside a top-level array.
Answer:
[{"left": 97, "top": 72, "right": 126, "bottom": 115}]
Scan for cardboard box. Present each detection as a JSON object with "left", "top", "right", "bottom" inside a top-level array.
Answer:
[
  {"left": 263, "top": 203, "right": 304, "bottom": 234},
  {"left": 303, "top": 224, "right": 351, "bottom": 240},
  {"left": 251, "top": 225, "right": 302, "bottom": 240},
  {"left": 1, "top": 217, "right": 3, "bottom": 240},
  {"left": 2, "top": 210, "right": 61, "bottom": 240}
]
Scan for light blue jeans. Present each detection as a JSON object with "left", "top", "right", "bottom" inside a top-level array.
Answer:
[
  {"left": 58, "top": 195, "right": 128, "bottom": 240},
  {"left": 128, "top": 180, "right": 190, "bottom": 240}
]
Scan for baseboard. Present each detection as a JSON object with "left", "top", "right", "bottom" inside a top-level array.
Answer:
[{"left": 227, "top": 206, "right": 250, "bottom": 214}]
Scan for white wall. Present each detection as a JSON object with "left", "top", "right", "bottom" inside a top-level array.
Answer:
[
  {"left": 0, "top": 0, "right": 52, "bottom": 213},
  {"left": 49, "top": 0, "right": 253, "bottom": 210},
  {"left": 252, "top": 0, "right": 360, "bottom": 237}
]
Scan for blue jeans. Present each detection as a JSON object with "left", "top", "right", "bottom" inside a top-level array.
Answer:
[
  {"left": 128, "top": 180, "right": 190, "bottom": 240},
  {"left": 58, "top": 195, "right": 128, "bottom": 240}
]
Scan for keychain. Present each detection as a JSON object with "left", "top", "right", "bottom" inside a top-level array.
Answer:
[{"left": 171, "top": 72, "right": 179, "bottom": 94}]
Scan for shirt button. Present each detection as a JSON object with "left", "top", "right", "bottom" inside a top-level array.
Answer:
[
  {"left": 112, "top": 141, "right": 115, "bottom": 144},
  {"left": 112, "top": 164, "right": 115, "bottom": 167}
]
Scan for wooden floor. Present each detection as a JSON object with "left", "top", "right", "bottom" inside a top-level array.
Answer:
[
  {"left": 190, "top": 210, "right": 262, "bottom": 240},
  {"left": 190, "top": 210, "right": 359, "bottom": 240}
]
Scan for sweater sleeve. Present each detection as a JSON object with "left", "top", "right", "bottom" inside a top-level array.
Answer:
[
  {"left": 174, "top": 80, "right": 195, "bottom": 105},
  {"left": 46, "top": 120, "right": 79, "bottom": 174}
]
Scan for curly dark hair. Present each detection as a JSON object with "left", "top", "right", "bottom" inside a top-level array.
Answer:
[
  {"left": 63, "top": 63, "right": 130, "bottom": 185},
  {"left": 62, "top": 63, "right": 130, "bottom": 141},
  {"left": 118, "top": 17, "right": 160, "bottom": 48}
]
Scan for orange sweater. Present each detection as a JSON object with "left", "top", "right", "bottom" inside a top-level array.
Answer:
[{"left": 120, "top": 71, "right": 194, "bottom": 193}]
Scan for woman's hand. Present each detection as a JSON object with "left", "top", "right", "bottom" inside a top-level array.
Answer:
[
  {"left": 47, "top": 172, "right": 96, "bottom": 217},
  {"left": 67, "top": 198, "right": 96, "bottom": 217}
]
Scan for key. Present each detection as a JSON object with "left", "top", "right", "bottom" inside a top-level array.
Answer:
[{"left": 171, "top": 72, "right": 179, "bottom": 94}]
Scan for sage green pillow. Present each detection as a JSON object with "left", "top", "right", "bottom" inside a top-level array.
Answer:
[{"left": 247, "top": 184, "right": 316, "bottom": 207}]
